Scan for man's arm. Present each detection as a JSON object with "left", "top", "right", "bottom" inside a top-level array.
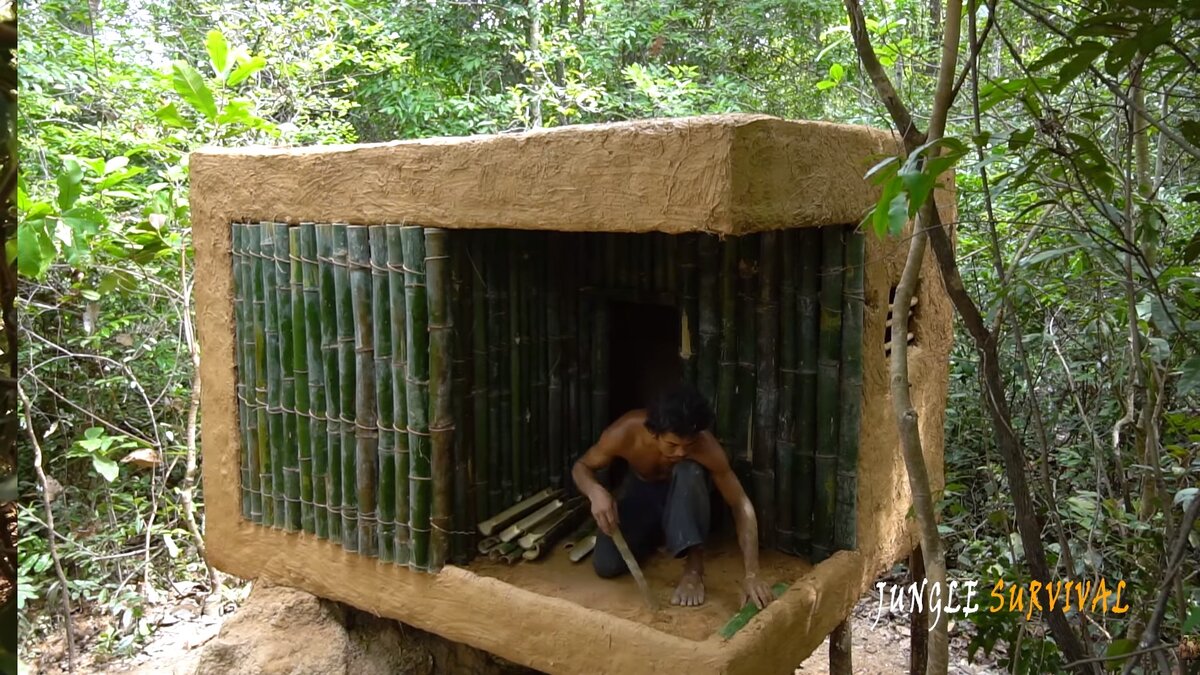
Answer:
[
  {"left": 703, "top": 437, "right": 776, "bottom": 609},
  {"left": 571, "top": 426, "right": 624, "bottom": 535}
]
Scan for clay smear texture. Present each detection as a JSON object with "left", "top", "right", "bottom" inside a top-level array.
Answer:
[{"left": 193, "top": 114, "right": 955, "bottom": 675}]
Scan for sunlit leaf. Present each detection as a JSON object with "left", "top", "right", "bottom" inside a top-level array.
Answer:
[
  {"left": 92, "top": 455, "right": 119, "bottom": 483},
  {"left": 205, "top": 29, "right": 230, "bottom": 79},
  {"left": 17, "top": 218, "right": 56, "bottom": 279},
  {"left": 171, "top": 61, "right": 217, "bottom": 121},
  {"left": 155, "top": 102, "right": 193, "bottom": 129},
  {"left": 226, "top": 56, "right": 267, "bottom": 87},
  {"left": 56, "top": 159, "right": 84, "bottom": 210}
]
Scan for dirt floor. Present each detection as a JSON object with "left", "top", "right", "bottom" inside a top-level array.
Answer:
[{"left": 471, "top": 532, "right": 812, "bottom": 642}]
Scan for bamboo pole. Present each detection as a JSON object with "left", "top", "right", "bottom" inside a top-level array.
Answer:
[
  {"left": 247, "top": 224, "right": 270, "bottom": 524},
  {"left": 315, "top": 223, "right": 342, "bottom": 542},
  {"left": 813, "top": 225, "right": 844, "bottom": 562},
  {"left": 402, "top": 225, "right": 431, "bottom": 571},
  {"left": 348, "top": 225, "right": 378, "bottom": 558},
  {"left": 793, "top": 228, "right": 820, "bottom": 556},
  {"left": 478, "top": 488, "right": 563, "bottom": 536},
  {"left": 426, "top": 227, "right": 454, "bottom": 570},
  {"left": 753, "top": 231, "right": 780, "bottom": 548},
  {"left": 485, "top": 236, "right": 506, "bottom": 512},
  {"left": 563, "top": 237, "right": 580, "bottom": 477},
  {"left": 331, "top": 223, "right": 359, "bottom": 551},
  {"left": 734, "top": 235, "right": 757, "bottom": 479},
  {"left": 499, "top": 498, "right": 566, "bottom": 543},
  {"left": 289, "top": 226, "right": 315, "bottom": 535},
  {"left": 386, "top": 224, "right": 411, "bottom": 564},
  {"left": 274, "top": 222, "right": 301, "bottom": 531},
  {"left": 775, "top": 229, "right": 797, "bottom": 552},
  {"left": 260, "top": 222, "right": 286, "bottom": 528},
  {"left": 836, "top": 225, "right": 865, "bottom": 552},
  {"left": 232, "top": 224, "right": 254, "bottom": 520},
  {"left": 300, "top": 223, "right": 328, "bottom": 538},
  {"left": 577, "top": 246, "right": 593, "bottom": 451},
  {"left": 679, "top": 235, "right": 699, "bottom": 384},
  {"left": 508, "top": 238, "right": 523, "bottom": 498},
  {"left": 471, "top": 237, "right": 489, "bottom": 522},
  {"left": 528, "top": 234, "right": 546, "bottom": 489},
  {"left": 592, "top": 298, "right": 610, "bottom": 433},
  {"left": 715, "top": 238, "right": 737, "bottom": 448},
  {"left": 517, "top": 498, "right": 586, "bottom": 549},
  {"left": 546, "top": 234, "right": 564, "bottom": 488},
  {"left": 665, "top": 232, "right": 679, "bottom": 296},
  {"left": 449, "top": 234, "right": 470, "bottom": 562},
  {"left": 697, "top": 235, "right": 719, "bottom": 404},
  {"left": 370, "top": 226, "right": 396, "bottom": 562}
]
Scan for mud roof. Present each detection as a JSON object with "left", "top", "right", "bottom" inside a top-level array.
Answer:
[{"left": 191, "top": 114, "right": 900, "bottom": 235}]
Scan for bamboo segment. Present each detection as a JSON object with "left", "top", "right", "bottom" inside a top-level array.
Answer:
[
  {"left": 260, "top": 222, "right": 286, "bottom": 528},
  {"left": 753, "top": 231, "right": 780, "bottom": 548},
  {"left": 734, "top": 236, "right": 757, "bottom": 477},
  {"left": 401, "top": 225, "right": 431, "bottom": 571},
  {"left": 836, "top": 225, "right": 865, "bottom": 552},
  {"left": 299, "top": 223, "right": 328, "bottom": 539},
  {"left": 568, "top": 535, "right": 597, "bottom": 563},
  {"left": 546, "top": 234, "right": 564, "bottom": 489},
  {"left": 370, "top": 226, "right": 396, "bottom": 562},
  {"left": 489, "top": 540, "right": 520, "bottom": 562},
  {"left": 274, "top": 222, "right": 301, "bottom": 532},
  {"left": 507, "top": 240, "right": 523, "bottom": 499},
  {"left": 498, "top": 498, "right": 566, "bottom": 543},
  {"left": 232, "top": 224, "right": 254, "bottom": 520},
  {"left": 470, "top": 238, "right": 489, "bottom": 522},
  {"left": 696, "top": 235, "right": 719, "bottom": 404},
  {"left": 794, "top": 228, "right": 820, "bottom": 555},
  {"left": 450, "top": 236, "right": 471, "bottom": 562},
  {"left": 775, "top": 229, "right": 798, "bottom": 551},
  {"left": 315, "top": 223, "right": 342, "bottom": 542},
  {"left": 813, "top": 225, "right": 844, "bottom": 562},
  {"left": 386, "top": 224, "right": 410, "bottom": 564},
  {"left": 477, "top": 536, "right": 502, "bottom": 555},
  {"left": 347, "top": 226, "right": 378, "bottom": 558},
  {"left": 577, "top": 257, "right": 593, "bottom": 453},
  {"left": 425, "top": 227, "right": 454, "bottom": 570},
  {"left": 289, "top": 226, "right": 315, "bottom": 535},
  {"left": 516, "top": 498, "right": 586, "bottom": 549},
  {"left": 563, "top": 241, "right": 580, "bottom": 478},
  {"left": 529, "top": 234, "right": 546, "bottom": 490},
  {"left": 331, "top": 223, "right": 359, "bottom": 551},
  {"left": 562, "top": 518, "right": 597, "bottom": 549},
  {"left": 477, "top": 487, "right": 562, "bottom": 536},
  {"left": 485, "top": 238, "right": 506, "bottom": 512},
  {"left": 592, "top": 299, "right": 610, "bottom": 432},
  {"left": 715, "top": 238, "right": 737, "bottom": 448},
  {"left": 248, "top": 224, "right": 271, "bottom": 524},
  {"left": 679, "top": 235, "right": 699, "bottom": 383}
]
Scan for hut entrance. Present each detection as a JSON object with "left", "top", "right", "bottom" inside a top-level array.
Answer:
[{"left": 606, "top": 300, "right": 682, "bottom": 423}]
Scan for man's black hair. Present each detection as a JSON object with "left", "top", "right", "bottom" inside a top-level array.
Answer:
[{"left": 644, "top": 383, "right": 714, "bottom": 438}]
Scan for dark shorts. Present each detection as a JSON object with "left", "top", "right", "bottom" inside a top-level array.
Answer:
[{"left": 593, "top": 459, "right": 712, "bottom": 578}]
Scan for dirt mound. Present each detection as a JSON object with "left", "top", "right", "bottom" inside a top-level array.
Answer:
[{"left": 196, "top": 582, "right": 534, "bottom": 675}]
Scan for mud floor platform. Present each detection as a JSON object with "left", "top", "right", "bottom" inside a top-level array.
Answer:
[{"left": 472, "top": 534, "right": 814, "bottom": 642}]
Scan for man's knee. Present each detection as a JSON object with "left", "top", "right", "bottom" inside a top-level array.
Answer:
[
  {"left": 673, "top": 459, "right": 706, "bottom": 484},
  {"left": 592, "top": 539, "right": 628, "bottom": 578}
]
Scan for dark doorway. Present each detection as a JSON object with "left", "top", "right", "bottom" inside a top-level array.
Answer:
[{"left": 607, "top": 300, "right": 683, "bottom": 423}]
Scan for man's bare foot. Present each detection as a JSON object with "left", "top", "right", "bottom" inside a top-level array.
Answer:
[{"left": 672, "top": 568, "right": 705, "bottom": 606}]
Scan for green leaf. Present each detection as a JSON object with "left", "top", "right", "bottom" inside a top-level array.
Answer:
[
  {"left": 102, "top": 156, "right": 129, "bottom": 175},
  {"left": 56, "top": 159, "right": 84, "bottom": 210},
  {"left": 900, "top": 169, "right": 936, "bottom": 218},
  {"left": 829, "top": 62, "right": 844, "bottom": 82},
  {"left": 226, "top": 56, "right": 267, "bottom": 87},
  {"left": 1104, "top": 638, "right": 1137, "bottom": 668},
  {"left": 155, "top": 102, "right": 193, "bottom": 129},
  {"left": 61, "top": 205, "right": 106, "bottom": 237},
  {"left": 96, "top": 166, "right": 147, "bottom": 191},
  {"left": 92, "top": 455, "right": 119, "bottom": 482},
  {"left": 205, "top": 30, "right": 230, "bottom": 79},
  {"left": 17, "top": 218, "right": 56, "bottom": 279},
  {"left": 171, "top": 61, "right": 218, "bottom": 121},
  {"left": 1178, "top": 356, "right": 1200, "bottom": 395},
  {"left": 1056, "top": 43, "right": 1105, "bottom": 91},
  {"left": 1182, "top": 230, "right": 1200, "bottom": 264},
  {"left": 864, "top": 156, "right": 899, "bottom": 184},
  {"left": 885, "top": 190, "right": 908, "bottom": 236},
  {"left": 815, "top": 80, "right": 836, "bottom": 90}
]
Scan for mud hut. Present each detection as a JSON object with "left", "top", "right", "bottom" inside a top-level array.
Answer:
[{"left": 193, "top": 114, "right": 955, "bottom": 674}]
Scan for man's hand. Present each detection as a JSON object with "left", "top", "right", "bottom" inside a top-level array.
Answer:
[
  {"left": 740, "top": 575, "right": 775, "bottom": 610},
  {"left": 590, "top": 489, "right": 618, "bottom": 536}
]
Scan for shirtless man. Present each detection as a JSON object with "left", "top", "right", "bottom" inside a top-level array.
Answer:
[{"left": 571, "top": 384, "right": 775, "bottom": 609}]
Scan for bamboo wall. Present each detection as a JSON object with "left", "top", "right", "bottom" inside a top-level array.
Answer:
[{"left": 230, "top": 222, "right": 865, "bottom": 571}]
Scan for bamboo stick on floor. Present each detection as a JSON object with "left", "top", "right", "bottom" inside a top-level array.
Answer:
[
  {"left": 835, "top": 225, "right": 865, "bottom": 552},
  {"left": 813, "top": 225, "right": 844, "bottom": 562},
  {"left": 300, "top": 223, "right": 328, "bottom": 538},
  {"left": 386, "top": 224, "right": 411, "bottom": 564},
  {"left": 753, "top": 231, "right": 780, "bottom": 549},
  {"left": 775, "top": 229, "right": 798, "bottom": 552},
  {"left": 716, "top": 238, "right": 737, "bottom": 449},
  {"left": 274, "top": 222, "right": 301, "bottom": 532},
  {"left": 426, "top": 227, "right": 454, "bottom": 570},
  {"left": 401, "top": 225, "right": 431, "bottom": 570},
  {"left": 289, "top": 226, "right": 315, "bottom": 535},
  {"left": 331, "top": 223, "right": 359, "bottom": 551},
  {"left": 260, "top": 222, "right": 286, "bottom": 528},
  {"left": 315, "top": 223, "right": 342, "bottom": 542},
  {"left": 247, "top": 224, "right": 270, "bottom": 524},
  {"left": 793, "top": 228, "right": 820, "bottom": 556},
  {"left": 370, "top": 226, "right": 396, "bottom": 562}
]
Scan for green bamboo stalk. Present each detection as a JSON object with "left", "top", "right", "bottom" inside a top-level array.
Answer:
[
  {"left": 734, "top": 235, "right": 757, "bottom": 482},
  {"left": 345, "top": 225, "right": 376, "bottom": 559},
  {"left": 402, "top": 225, "right": 431, "bottom": 571},
  {"left": 546, "top": 233, "right": 564, "bottom": 488},
  {"left": 696, "top": 235, "right": 719, "bottom": 403},
  {"left": 592, "top": 298, "right": 610, "bottom": 434},
  {"left": 370, "top": 225, "right": 396, "bottom": 562},
  {"left": 332, "top": 223, "right": 359, "bottom": 551},
  {"left": 679, "top": 235, "right": 699, "bottom": 384},
  {"left": 246, "top": 224, "right": 268, "bottom": 524},
  {"left": 232, "top": 224, "right": 254, "bottom": 520},
  {"left": 577, "top": 241, "right": 593, "bottom": 451},
  {"left": 526, "top": 235, "right": 544, "bottom": 490},
  {"left": 715, "top": 238, "right": 737, "bottom": 448},
  {"left": 535, "top": 234, "right": 550, "bottom": 490},
  {"left": 386, "top": 224, "right": 410, "bottom": 564},
  {"left": 813, "top": 225, "right": 844, "bottom": 562},
  {"left": 485, "top": 236, "right": 506, "bottom": 512},
  {"left": 290, "top": 226, "right": 315, "bottom": 535},
  {"left": 753, "top": 231, "right": 780, "bottom": 549},
  {"left": 836, "top": 225, "right": 865, "bottom": 552},
  {"left": 425, "top": 227, "right": 453, "bottom": 570},
  {"left": 470, "top": 237, "right": 489, "bottom": 521},
  {"left": 260, "top": 222, "right": 286, "bottom": 528},
  {"left": 508, "top": 238, "right": 523, "bottom": 498},
  {"left": 449, "top": 233, "right": 470, "bottom": 562},
  {"left": 775, "top": 229, "right": 798, "bottom": 552},
  {"left": 563, "top": 238, "right": 580, "bottom": 479},
  {"left": 300, "top": 223, "right": 328, "bottom": 539},
  {"left": 793, "top": 228, "right": 820, "bottom": 556},
  {"left": 274, "top": 222, "right": 301, "bottom": 532},
  {"left": 316, "top": 223, "right": 343, "bottom": 543}
]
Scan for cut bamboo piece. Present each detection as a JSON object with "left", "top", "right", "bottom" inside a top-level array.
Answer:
[
  {"left": 299, "top": 223, "right": 328, "bottom": 539},
  {"left": 717, "top": 583, "right": 790, "bottom": 639},
  {"left": 386, "top": 225, "right": 410, "bottom": 564},
  {"left": 477, "top": 536, "right": 502, "bottom": 555},
  {"left": 489, "top": 540, "right": 520, "bottom": 562},
  {"left": 260, "top": 222, "right": 286, "bottom": 528},
  {"left": 331, "top": 223, "right": 359, "bottom": 551},
  {"left": 274, "top": 222, "right": 301, "bottom": 532},
  {"left": 561, "top": 518, "right": 596, "bottom": 549},
  {"left": 499, "top": 498, "right": 566, "bottom": 543},
  {"left": 568, "top": 534, "right": 597, "bottom": 563},
  {"left": 753, "top": 231, "right": 779, "bottom": 548},
  {"left": 370, "top": 226, "right": 396, "bottom": 562},
  {"left": 289, "top": 226, "right": 315, "bottom": 535},
  {"left": 247, "top": 224, "right": 269, "bottom": 524},
  {"left": 401, "top": 225, "right": 431, "bottom": 571},
  {"left": 478, "top": 487, "right": 563, "bottom": 536},
  {"left": 315, "top": 223, "right": 342, "bottom": 542},
  {"left": 813, "top": 225, "right": 844, "bottom": 562},
  {"left": 517, "top": 498, "right": 586, "bottom": 549},
  {"left": 425, "top": 227, "right": 454, "bottom": 570},
  {"left": 836, "top": 225, "right": 865, "bottom": 552},
  {"left": 793, "top": 228, "right": 820, "bottom": 555}
]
